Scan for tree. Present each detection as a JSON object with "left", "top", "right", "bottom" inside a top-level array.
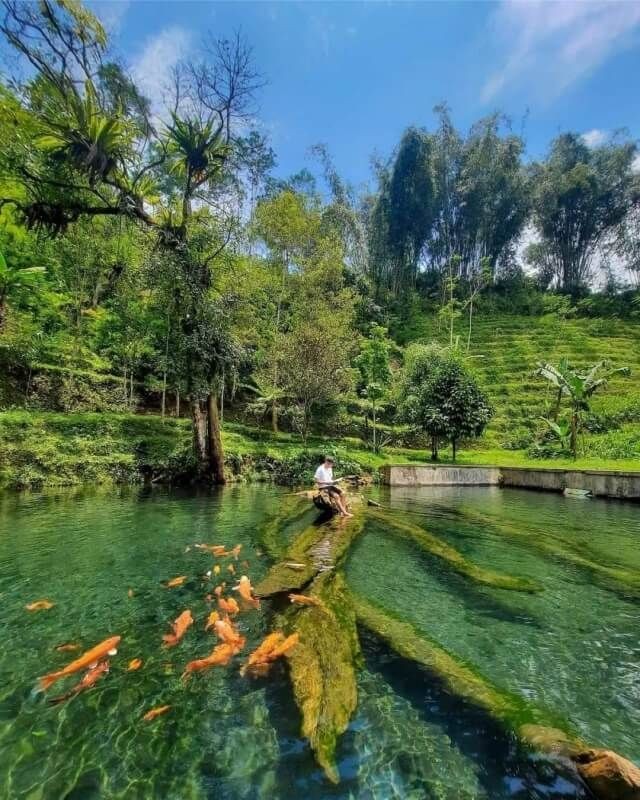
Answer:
[
  {"left": 536, "top": 360, "right": 630, "bottom": 458},
  {"left": 0, "top": 0, "right": 263, "bottom": 483},
  {"left": 355, "top": 323, "right": 392, "bottom": 452},
  {"left": 530, "top": 133, "right": 636, "bottom": 294},
  {"left": 398, "top": 344, "right": 492, "bottom": 461},
  {"left": 0, "top": 248, "right": 44, "bottom": 331}
]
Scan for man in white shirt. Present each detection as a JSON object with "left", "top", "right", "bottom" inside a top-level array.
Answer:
[{"left": 314, "top": 456, "right": 353, "bottom": 517}]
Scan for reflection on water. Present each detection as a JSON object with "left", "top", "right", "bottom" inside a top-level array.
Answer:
[{"left": 0, "top": 484, "right": 637, "bottom": 798}]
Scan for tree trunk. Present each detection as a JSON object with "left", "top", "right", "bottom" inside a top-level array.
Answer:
[
  {"left": 191, "top": 398, "right": 208, "bottom": 476},
  {"left": 570, "top": 411, "right": 578, "bottom": 460},
  {"left": 207, "top": 392, "right": 226, "bottom": 484},
  {"left": 372, "top": 402, "right": 377, "bottom": 453},
  {"left": 176, "top": 390, "right": 180, "bottom": 418},
  {"left": 431, "top": 435, "right": 439, "bottom": 462},
  {"left": 452, "top": 438, "right": 457, "bottom": 462},
  {"left": 0, "top": 297, "right": 6, "bottom": 332},
  {"left": 271, "top": 398, "right": 279, "bottom": 434}
]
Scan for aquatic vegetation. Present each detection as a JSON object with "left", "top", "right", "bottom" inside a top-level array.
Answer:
[
  {"left": 283, "top": 572, "right": 361, "bottom": 784},
  {"left": 368, "top": 508, "right": 542, "bottom": 592}
]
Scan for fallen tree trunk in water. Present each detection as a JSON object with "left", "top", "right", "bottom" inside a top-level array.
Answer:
[
  {"left": 256, "top": 507, "right": 365, "bottom": 598},
  {"left": 350, "top": 591, "right": 640, "bottom": 800},
  {"left": 282, "top": 571, "right": 360, "bottom": 784},
  {"left": 368, "top": 508, "right": 542, "bottom": 593}
]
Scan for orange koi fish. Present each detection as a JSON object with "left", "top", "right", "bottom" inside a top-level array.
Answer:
[
  {"left": 214, "top": 585, "right": 223, "bottom": 597},
  {"left": 127, "top": 589, "right": 134, "bottom": 598},
  {"left": 183, "top": 643, "right": 236, "bottom": 677},
  {"left": 213, "top": 565, "right": 221, "bottom": 576},
  {"left": 55, "top": 642, "right": 81, "bottom": 653},
  {"left": 288, "top": 593, "right": 325, "bottom": 609},
  {"left": 163, "top": 575, "right": 187, "bottom": 589},
  {"left": 143, "top": 705, "right": 171, "bottom": 722},
  {"left": 26, "top": 600, "right": 54, "bottom": 612},
  {"left": 218, "top": 597, "right": 240, "bottom": 616},
  {"left": 195, "top": 544, "right": 228, "bottom": 556},
  {"left": 214, "top": 618, "right": 245, "bottom": 650},
  {"left": 205, "top": 610, "right": 219, "bottom": 631},
  {"left": 162, "top": 610, "right": 193, "bottom": 647},
  {"left": 39, "top": 636, "right": 121, "bottom": 691},
  {"left": 241, "top": 632, "right": 299, "bottom": 677},
  {"left": 127, "top": 658, "right": 143, "bottom": 671},
  {"left": 49, "top": 660, "right": 110, "bottom": 705},
  {"left": 234, "top": 575, "right": 260, "bottom": 610},
  {"left": 227, "top": 563, "right": 235, "bottom": 575}
]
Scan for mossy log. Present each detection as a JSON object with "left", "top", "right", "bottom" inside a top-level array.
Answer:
[
  {"left": 452, "top": 506, "right": 640, "bottom": 600},
  {"left": 283, "top": 571, "right": 360, "bottom": 783},
  {"left": 368, "top": 508, "right": 542, "bottom": 593},
  {"left": 257, "top": 497, "right": 312, "bottom": 560},
  {"left": 351, "top": 591, "right": 640, "bottom": 800},
  {"left": 255, "top": 512, "right": 366, "bottom": 597}
]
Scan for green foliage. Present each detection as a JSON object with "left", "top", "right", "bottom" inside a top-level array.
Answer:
[
  {"left": 398, "top": 344, "right": 492, "bottom": 460},
  {"left": 354, "top": 323, "right": 392, "bottom": 452}
]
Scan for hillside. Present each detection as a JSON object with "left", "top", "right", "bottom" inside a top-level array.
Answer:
[{"left": 400, "top": 313, "right": 640, "bottom": 460}]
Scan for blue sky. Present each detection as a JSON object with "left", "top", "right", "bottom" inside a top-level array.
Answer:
[{"left": 95, "top": 0, "right": 640, "bottom": 190}]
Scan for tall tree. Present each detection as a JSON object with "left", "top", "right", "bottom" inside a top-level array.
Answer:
[
  {"left": 529, "top": 133, "right": 636, "bottom": 294},
  {"left": 355, "top": 323, "right": 392, "bottom": 452},
  {"left": 0, "top": 0, "right": 263, "bottom": 483}
]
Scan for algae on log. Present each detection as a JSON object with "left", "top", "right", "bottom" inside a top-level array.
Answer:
[
  {"left": 255, "top": 512, "right": 365, "bottom": 598},
  {"left": 452, "top": 506, "right": 640, "bottom": 600},
  {"left": 368, "top": 509, "right": 542, "bottom": 593},
  {"left": 283, "top": 571, "right": 360, "bottom": 784},
  {"left": 257, "top": 496, "right": 312, "bottom": 560},
  {"left": 351, "top": 592, "right": 640, "bottom": 800}
]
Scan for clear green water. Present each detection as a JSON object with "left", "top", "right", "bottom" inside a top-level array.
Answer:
[{"left": 0, "top": 484, "right": 637, "bottom": 799}]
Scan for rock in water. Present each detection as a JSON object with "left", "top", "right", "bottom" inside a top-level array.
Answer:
[{"left": 575, "top": 749, "right": 640, "bottom": 800}]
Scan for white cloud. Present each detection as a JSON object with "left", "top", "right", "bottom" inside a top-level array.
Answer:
[
  {"left": 89, "top": 1, "right": 130, "bottom": 35},
  {"left": 482, "top": 1, "right": 640, "bottom": 104},
  {"left": 131, "top": 26, "right": 191, "bottom": 114},
  {"left": 581, "top": 128, "right": 608, "bottom": 147}
]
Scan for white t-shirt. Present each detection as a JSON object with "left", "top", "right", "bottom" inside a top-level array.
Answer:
[{"left": 314, "top": 464, "right": 334, "bottom": 485}]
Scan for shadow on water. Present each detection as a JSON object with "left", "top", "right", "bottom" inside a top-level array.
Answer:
[{"left": 358, "top": 630, "right": 589, "bottom": 800}]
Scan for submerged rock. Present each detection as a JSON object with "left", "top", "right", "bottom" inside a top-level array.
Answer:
[{"left": 574, "top": 749, "right": 640, "bottom": 800}]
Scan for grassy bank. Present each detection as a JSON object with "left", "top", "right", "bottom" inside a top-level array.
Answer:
[{"left": 1, "top": 410, "right": 638, "bottom": 491}]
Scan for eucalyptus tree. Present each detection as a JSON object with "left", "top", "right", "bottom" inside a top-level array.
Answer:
[
  {"left": 529, "top": 133, "right": 637, "bottom": 295},
  {"left": 0, "top": 0, "right": 263, "bottom": 483}
]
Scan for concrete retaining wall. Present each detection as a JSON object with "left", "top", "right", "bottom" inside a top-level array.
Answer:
[{"left": 380, "top": 464, "right": 640, "bottom": 500}]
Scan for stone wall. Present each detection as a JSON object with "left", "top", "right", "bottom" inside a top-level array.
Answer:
[{"left": 380, "top": 464, "right": 640, "bottom": 500}]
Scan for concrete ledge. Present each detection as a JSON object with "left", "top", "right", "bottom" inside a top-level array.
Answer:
[{"left": 380, "top": 464, "right": 640, "bottom": 500}]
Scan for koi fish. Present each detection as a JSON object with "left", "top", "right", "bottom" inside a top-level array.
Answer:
[
  {"left": 205, "top": 611, "right": 219, "bottom": 631},
  {"left": 214, "top": 618, "right": 245, "bottom": 650},
  {"left": 241, "top": 560, "right": 250, "bottom": 570},
  {"left": 127, "top": 658, "right": 143, "bottom": 671},
  {"left": 214, "top": 585, "right": 223, "bottom": 598},
  {"left": 241, "top": 632, "right": 299, "bottom": 677},
  {"left": 39, "top": 636, "right": 121, "bottom": 691},
  {"left": 227, "top": 563, "right": 235, "bottom": 575},
  {"left": 288, "top": 593, "right": 325, "bottom": 609},
  {"left": 127, "top": 589, "right": 134, "bottom": 599},
  {"left": 55, "top": 643, "right": 81, "bottom": 653},
  {"left": 163, "top": 575, "right": 187, "bottom": 589},
  {"left": 230, "top": 544, "right": 242, "bottom": 560},
  {"left": 218, "top": 597, "right": 240, "bottom": 616},
  {"left": 143, "top": 705, "right": 171, "bottom": 722},
  {"left": 49, "top": 660, "right": 110, "bottom": 705},
  {"left": 234, "top": 575, "right": 260, "bottom": 610},
  {"left": 162, "top": 610, "right": 193, "bottom": 647},
  {"left": 213, "top": 565, "right": 221, "bottom": 576},
  {"left": 26, "top": 600, "right": 54, "bottom": 612},
  {"left": 195, "top": 544, "right": 227, "bottom": 556},
  {"left": 183, "top": 643, "right": 236, "bottom": 677}
]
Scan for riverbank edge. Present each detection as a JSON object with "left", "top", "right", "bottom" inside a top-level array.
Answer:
[{"left": 381, "top": 464, "right": 640, "bottom": 500}]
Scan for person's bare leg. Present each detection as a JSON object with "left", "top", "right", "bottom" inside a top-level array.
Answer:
[{"left": 337, "top": 494, "right": 353, "bottom": 517}]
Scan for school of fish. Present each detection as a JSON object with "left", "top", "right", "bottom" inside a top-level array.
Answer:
[{"left": 31, "top": 541, "right": 300, "bottom": 718}]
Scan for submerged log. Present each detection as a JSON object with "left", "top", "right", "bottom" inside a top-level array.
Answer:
[
  {"left": 368, "top": 508, "right": 542, "bottom": 593},
  {"left": 255, "top": 511, "right": 365, "bottom": 598},
  {"left": 351, "top": 591, "right": 640, "bottom": 800},
  {"left": 450, "top": 506, "right": 640, "bottom": 600},
  {"left": 283, "top": 571, "right": 360, "bottom": 784}
]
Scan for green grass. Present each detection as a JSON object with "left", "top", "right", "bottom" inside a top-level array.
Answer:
[
  {"left": 400, "top": 313, "right": 640, "bottom": 460},
  {"left": 1, "top": 409, "right": 638, "bottom": 490}
]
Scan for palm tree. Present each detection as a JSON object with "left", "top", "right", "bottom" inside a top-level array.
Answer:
[{"left": 536, "top": 360, "right": 630, "bottom": 458}]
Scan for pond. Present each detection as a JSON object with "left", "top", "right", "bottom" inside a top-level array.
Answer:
[{"left": 0, "top": 484, "right": 638, "bottom": 799}]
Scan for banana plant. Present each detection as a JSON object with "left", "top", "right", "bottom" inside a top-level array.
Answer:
[{"left": 536, "top": 360, "right": 631, "bottom": 458}]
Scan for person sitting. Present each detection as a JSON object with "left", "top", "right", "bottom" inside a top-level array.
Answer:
[{"left": 314, "top": 456, "right": 353, "bottom": 517}]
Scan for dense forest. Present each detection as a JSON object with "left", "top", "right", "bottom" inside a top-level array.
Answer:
[{"left": 1, "top": 0, "right": 639, "bottom": 487}]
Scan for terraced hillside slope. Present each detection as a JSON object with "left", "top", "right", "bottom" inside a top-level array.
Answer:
[{"left": 400, "top": 314, "right": 640, "bottom": 459}]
